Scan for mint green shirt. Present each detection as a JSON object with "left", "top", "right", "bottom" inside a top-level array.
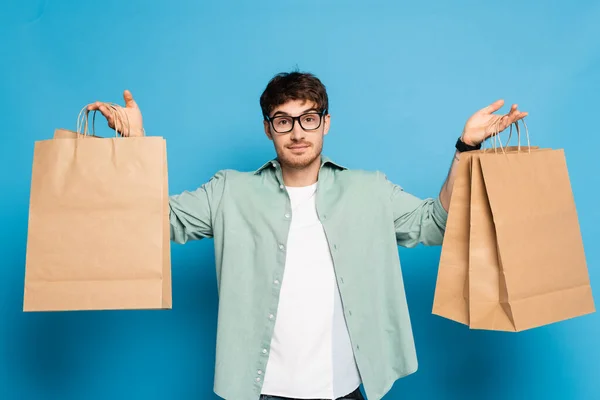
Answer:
[{"left": 168, "top": 156, "right": 448, "bottom": 400}]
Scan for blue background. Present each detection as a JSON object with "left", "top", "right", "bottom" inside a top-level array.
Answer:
[{"left": 1, "top": 0, "right": 599, "bottom": 399}]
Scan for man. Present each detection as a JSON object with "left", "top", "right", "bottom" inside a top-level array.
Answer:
[{"left": 88, "top": 72, "right": 527, "bottom": 400}]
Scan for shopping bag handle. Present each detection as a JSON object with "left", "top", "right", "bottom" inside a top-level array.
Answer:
[
  {"left": 76, "top": 103, "right": 135, "bottom": 138},
  {"left": 486, "top": 117, "right": 531, "bottom": 155}
]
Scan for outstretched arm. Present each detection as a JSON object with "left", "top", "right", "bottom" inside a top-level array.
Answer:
[{"left": 438, "top": 100, "right": 528, "bottom": 211}]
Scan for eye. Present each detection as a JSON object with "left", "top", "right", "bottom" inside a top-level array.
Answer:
[{"left": 275, "top": 118, "right": 291, "bottom": 126}]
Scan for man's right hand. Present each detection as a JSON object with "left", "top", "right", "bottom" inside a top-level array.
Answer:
[{"left": 87, "top": 90, "right": 145, "bottom": 137}]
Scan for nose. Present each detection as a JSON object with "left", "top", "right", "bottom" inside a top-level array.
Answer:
[{"left": 289, "top": 121, "right": 306, "bottom": 141}]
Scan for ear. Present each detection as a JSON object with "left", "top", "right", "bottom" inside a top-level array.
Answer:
[
  {"left": 323, "top": 114, "right": 331, "bottom": 136},
  {"left": 264, "top": 120, "right": 273, "bottom": 140}
]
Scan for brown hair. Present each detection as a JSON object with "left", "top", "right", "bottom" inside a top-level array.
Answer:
[{"left": 259, "top": 71, "right": 329, "bottom": 120}]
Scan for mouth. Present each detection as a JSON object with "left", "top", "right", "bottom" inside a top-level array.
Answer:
[{"left": 287, "top": 144, "right": 311, "bottom": 150}]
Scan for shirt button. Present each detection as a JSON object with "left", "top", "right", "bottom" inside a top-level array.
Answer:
[
  {"left": 278, "top": 244, "right": 284, "bottom": 250},
  {"left": 262, "top": 349, "right": 268, "bottom": 354},
  {"left": 284, "top": 213, "right": 290, "bottom": 219},
  {"left": 279, "top": 184, "right": 284, "bottom": 189},
  {"left": 256, "top": 377, "right": 261, "bottom": 382},
  {"left": 274, "top": 280, "right": 280, "bottom": 285},
  {"left": 269, "top": 314, "right": 274, "bottom": 319},
  {"left": 257, "top": 370, "right": 263, "bottom": 375}
]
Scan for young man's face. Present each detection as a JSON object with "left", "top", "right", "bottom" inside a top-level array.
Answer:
[{"left": 263, "top": 99, "right": 330, "bottom": 170}]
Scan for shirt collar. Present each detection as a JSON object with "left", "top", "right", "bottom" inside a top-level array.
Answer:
[{"left": 253, "top": 155, "right": 346, "bottom": 175}]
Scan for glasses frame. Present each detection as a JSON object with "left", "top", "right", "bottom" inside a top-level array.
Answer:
[{"left": 265, "top": 110, "right": 327, "bottom": 134}]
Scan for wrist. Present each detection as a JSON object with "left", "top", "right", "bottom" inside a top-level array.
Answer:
[
  {"left": 129, "top": 127, "right": 145, "bottom": 137},
  {"left": 460, "top": 132, "right": 479, "bottom": 146},
  {"left": 455, "top": 136, "right": 481, "bottom": 152}
]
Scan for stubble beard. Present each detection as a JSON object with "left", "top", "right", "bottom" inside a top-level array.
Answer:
[{"left": 278, "top": 140, "right": 323, "bottom": 170}]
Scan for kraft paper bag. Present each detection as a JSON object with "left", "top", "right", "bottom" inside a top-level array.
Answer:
[
  {"left": 468, "top": 147, "right": 550, "bottom": 330},
  {"left": 431, "top": 151, "right": 473, "bottom": 325},
  {"left": 474, "top": 147, "right": 594, "bottom": 331},
  {"left": 468, "top": 153, "right": 514, "bottom": 330},
  {"left": 432, "top": 146, "right": 540, "bottom": 326},
  {"left": 53, "top": 130, "right": 88, "bottom": 139},
  {"left": 23, "top": 106, "right": 172, "bottom": 311}
]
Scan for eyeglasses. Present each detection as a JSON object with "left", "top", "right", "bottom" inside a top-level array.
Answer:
[{"left": 266, "top": 110, "right": 326, "bottom": 134}]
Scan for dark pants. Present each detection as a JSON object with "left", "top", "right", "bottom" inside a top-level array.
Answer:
[{"left": 260, "top": 386, "right": 365, "bottom": 400}]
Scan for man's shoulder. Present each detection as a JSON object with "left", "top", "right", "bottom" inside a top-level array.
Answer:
[
  {"left": 335, "top": 167, "right": 387, "bottom": 183},
  {"left": 204, "top": 168, "right": 254, "bottom": 184}
]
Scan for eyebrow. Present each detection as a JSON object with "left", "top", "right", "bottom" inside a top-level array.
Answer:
[{"left": 271, "top": 108, "right": 320, "bottom": 118}]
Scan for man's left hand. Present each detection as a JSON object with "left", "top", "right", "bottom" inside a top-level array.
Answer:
[{"left": 461, "top": 99, "right": 528, "bottom": 146}]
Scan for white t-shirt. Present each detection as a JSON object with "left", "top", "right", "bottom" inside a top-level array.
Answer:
[{"left": 261, "top": 183, "right": 362, "bottom": 398}]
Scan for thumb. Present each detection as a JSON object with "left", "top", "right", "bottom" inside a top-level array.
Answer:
[
  {"left": 123, "top": 89, "right": 138, "bottom": 108},
  {"left": 482, "top": 99, "right": 504, "bottom": 114}
]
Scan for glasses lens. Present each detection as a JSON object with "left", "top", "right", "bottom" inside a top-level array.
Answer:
[
  {"left": 272, "top": 116, "right": 293, "bottom": 133},
  {"left": 299, "top": 113, "right": 321, "bottom": 130}
]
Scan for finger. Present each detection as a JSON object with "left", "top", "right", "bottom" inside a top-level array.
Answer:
[
  {"left": 500, "top": 114, "right": 511, "bottom": 129},
  {"left": 87, "top": 101, "right": 104, "bottom": 111},
  {"left": 483, "top": 99, "right": 504, "bottom": 114},
  {"left": 506, "top": 104, "right": 523, "bottom": 119},
  {"left": 98, "top": 104, "right": 116, "bottom": 127},
  {"left": 111, "top": 106, "right": 129, "bottom": 136},
  {"left": 508, "top": 107, "right": 518, "bottom": 121},
  {"left": 512, "top": 111, "right": 528, "bottom": 123},
  {"left": 509, "top": 106, "right": 526, "bottom": 120},
  {"left": 123, "top": 89, "right": 137, "bottom": 108}
]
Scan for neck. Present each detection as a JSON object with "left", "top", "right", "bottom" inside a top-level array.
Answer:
[{"left": 281, "top": 156, "right": 322, "bottom": 187}]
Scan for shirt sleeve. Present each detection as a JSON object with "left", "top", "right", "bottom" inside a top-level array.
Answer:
[
  {"left": 379, "top": 172, "right": 448, "bottom": 248},
  {"left": 168, "top": 170, "right": 227, "bottom": 244}
]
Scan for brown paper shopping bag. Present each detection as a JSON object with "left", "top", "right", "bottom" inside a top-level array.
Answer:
[
  {"left": 432, "top": 145, "right": 540, "bottom": 326},
  {"left": 468, "top": 153, "right": 514, "bottom": 330},
  {"left": 433, "top": 119, "right": 594, "bottom": 332},
  {"left": 473, "top": 145, "right": 595, "bottom": 331},
  {"left": 24, "top": 105, "right": 172, "bottom": 311},
  {"left": 431, "top": 151, "right": 474, "bottom": 325},
  {"left": 468, "top": 145, "right": 550, "bottom": 330}
]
